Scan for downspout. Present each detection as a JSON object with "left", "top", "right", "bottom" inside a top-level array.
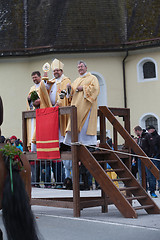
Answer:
[
  {"left": 24, "top": 0, "right": 28, "bottom": 49},
  {"left": 122, "top": 50, "right": 128, "bottom": 108}
]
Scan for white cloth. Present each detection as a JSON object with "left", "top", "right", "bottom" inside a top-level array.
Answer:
[
  {"left": 44, "top": 80, "right": 57, "bottom": 106},
  {"left": 44, "top": 74, "right": 64, "bottom": 106},
  {"left": 44, "top": 77, "right": 64, "bottom": 143},
  {"left": 64, "top": 109, "right": 97, "bottom": 146},
  {"left": 30, "top": 83, "right": 39, "bottom": 152}
]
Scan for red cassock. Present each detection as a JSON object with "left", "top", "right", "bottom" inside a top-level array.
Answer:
[{"left": 36, "top": 107, "right": 60, "bottom": 159}]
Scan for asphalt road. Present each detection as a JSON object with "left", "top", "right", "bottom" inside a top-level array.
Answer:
[
  {"left": 34, "top": 211, "right": 160, "bottom": 240},
  {"left": 1, "top": 188, "right": 160, "bottom": 240}
]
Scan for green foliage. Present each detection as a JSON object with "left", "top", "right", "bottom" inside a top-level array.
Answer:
[
  {"left": 30, "top": 91, "right": 39, "bottom": 102},
  {"left": 0, "top": 144, "right": 23, "bottom": 171}
]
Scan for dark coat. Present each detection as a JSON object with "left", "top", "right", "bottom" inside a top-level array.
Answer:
[
  {"left": 147, "top": 130, "right": 160, "bottom": 158},
  {"left": 137, "top": 130, "right": 150, "bottom": 156}
]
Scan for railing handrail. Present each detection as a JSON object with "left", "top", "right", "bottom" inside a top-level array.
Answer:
[{"left": 99, "top": 106, "right": 160, "bottom": 181}]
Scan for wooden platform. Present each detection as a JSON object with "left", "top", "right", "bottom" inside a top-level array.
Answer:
[{"left": 22, "top": 106, "right": 160, "bottom": 218}]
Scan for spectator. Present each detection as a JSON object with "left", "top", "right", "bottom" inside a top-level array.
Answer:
[
  {"left": 0, "top": 135, "right": 5, "bottom": 143},
  {"left": 14, "top": 139, "right": 23, "bottom": 152},
  {"left": 10, "top": 135, "right": 17, "bottom": 145},
  {"left": 134, "top": 125, "right": 158, "bottom": 198},
  {"left": 106, "top": 136, "right": 113, "bottom": 148},
  {"left": 79, "top": 162, "right": 93, "bottom": 190},
  {"left": 41, "top": 161, "right": 52, "bottom": 188},
  {"left": 146, "top": 125, "right": 160, "bottom": 194},
  {"left": 131, "top": 137, "right": 138, "bottom": 178},
  {"left": 5, "top": 138, "right": 11, "bottom": 145},
  {"left": 63, "top": 160, "right": 72, "bottom": 180}
]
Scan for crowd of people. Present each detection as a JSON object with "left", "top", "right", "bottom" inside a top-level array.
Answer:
[
  {"left": 0, "top": 135, "right": 23, "bottom": 152},
  {"left": 133, "top": 125, "right": 160, "bottom": 198}
]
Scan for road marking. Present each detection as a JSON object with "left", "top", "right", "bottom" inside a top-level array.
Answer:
[{"left": 36, "top": 213, "right": 160, "bottom": 231}]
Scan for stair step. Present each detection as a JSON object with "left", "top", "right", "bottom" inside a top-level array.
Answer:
[
  {"left": 119, "top": 186, "right": 139, "bottom": 191},
  {"left": 105, "top": 169, "right": 124, "bottom": 172},
  {"left": 93, "top": 151, "right": 110, "bottom": 155},
  {"left": 98, "top": 160, "right": 118, "bottom": 164},
  {"left": 125, "top": 196, "right": 147, "bottom": 201},
  {"left": 134, "top": 205, "right": 154, "bottom": 210},
  {"left": 105, "top": 160, "right": 118, "bottom": 164},
  {"left": 112, "top": 177, "right": 131, "bottom": 181}
]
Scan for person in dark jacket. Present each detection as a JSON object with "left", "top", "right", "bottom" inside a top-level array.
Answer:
[
  {"left": 134, "top": 126, "right": 148, "bottom": 183},
  {"left": 134, "top": 125, "right": 158, "bottom": 198},
  {"left": 146, "top": 125, "right": 160, "bottom": 193}
]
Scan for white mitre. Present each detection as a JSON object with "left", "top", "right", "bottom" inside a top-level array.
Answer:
[{"left": 51, "top": 58, "right": 64, "bottom": 71}]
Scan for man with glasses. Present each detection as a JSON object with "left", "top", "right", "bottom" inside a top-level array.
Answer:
[
  {"left": 64, "top": 60, "right": 100, "bottom": 147},
  {"left": 64, "top": 60, "right": 100, "bottom": 190}
]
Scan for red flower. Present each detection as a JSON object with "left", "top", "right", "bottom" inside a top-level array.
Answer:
[{"left": 14, "top": 155, "right": 20, "bottom": 161}]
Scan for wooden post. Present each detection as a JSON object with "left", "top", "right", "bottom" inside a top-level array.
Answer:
[
  {"left": 124, "top": 109, "right": 130, "bottom": 138},
  {"left": 22, "top": 111, "right": 28, "bottom": 152},
  {"left": 141, "top": 162, "right": 146, "bottom": 190},
  {"left": 99, "top": 110, "right": 106, "bottom": 144},
  {"left": 70, "top": 106, "right": 80, "bottom": 217},
  {"left": 113, "top": 128, "right": 118, "bottom": 151},
  {"left": 124, "top": 110, "right": 131, "bottom": 170},
  {"left": 99, "top": 110, "right": 108, "bottom": 213}
]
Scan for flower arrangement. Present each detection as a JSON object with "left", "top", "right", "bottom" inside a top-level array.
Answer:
[
  {"left": 0, "top": 144, "right": 23, "bottom": 192},
  {"left": 28, "top": 91, "right": 40, "bottom": 109},
  {"left": 30, "top": 90, "right": 39, "bottom": 102},
  {"left": 0, "top": 144, "right": 22, "bottom": 170}
]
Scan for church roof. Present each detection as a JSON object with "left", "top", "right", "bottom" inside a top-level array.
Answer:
[{"left": 0, "top": 0, "right": 160, "bottom": 56}]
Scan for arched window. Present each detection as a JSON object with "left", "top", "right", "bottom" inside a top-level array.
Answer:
[
  {"left": 137, "top": 57, "right": 158, "bottom": 82},
  {"left": 140, "top": 113, "right": 159, "bottom": 133},
  {"left": 143, "top": 62, "right": 156, "bottom": 79},
  {"left": 91, "top": 72, "right": 107, "bottom": 108},
  {"left": 145, "top": 116, "right": 158, "bottom": 131}
]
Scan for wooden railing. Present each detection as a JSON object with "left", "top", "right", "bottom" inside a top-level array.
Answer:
[{"left": 99, "top": 106, "right": 160, "bottom": 188}]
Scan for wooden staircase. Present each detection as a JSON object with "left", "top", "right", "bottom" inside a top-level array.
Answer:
[
  {"left": 79, "top": 144, "right": 160, "bottom": 218},
  {"left": 22, "top": 106, "right": 160, "bottom": 218}
]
